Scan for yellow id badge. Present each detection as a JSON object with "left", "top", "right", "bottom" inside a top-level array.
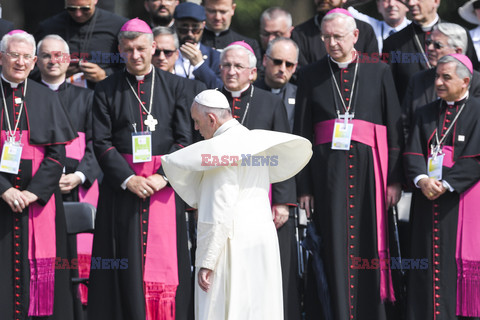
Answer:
[
  {"left": 0, "top": 141, "right": 23, "bottom": 174},
  {"left": 331, "top": 119, "right": 354, "bottom": 150},
  {"left": 132, "top": 132, "right": 152, "bottom": 163},
  {"left": 427, "top": 154, "right": 444, "bottom": 180}
]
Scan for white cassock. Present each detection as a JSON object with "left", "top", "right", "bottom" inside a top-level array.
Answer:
[{"left": 161, "top": 119, "right": 312, "bottom": 320}]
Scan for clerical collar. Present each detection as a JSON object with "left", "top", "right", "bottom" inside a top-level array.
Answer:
[
  {"left": 271, "top": 88, "right": 281, "bottom": 94},
  {"left": 205, "top": 26, "right": 229, "bottom": 37},
  {"left": 213, "top": 118, "right": 239, "bottom": 137},
  {"left": 446, "top": 91, "right": 469, "bottom": 106},
  {"left": 1, "top": 74, "right": 22, "bottom": 88},
  {"left": 329, "top": 51, "right": 357, "bottom": 69},
  {"left": 41, "top": 79, "right": 64, "bottom": 91},
  {"left": 225, "top": 84, "right": 251, "bottom": 98},
  {"left": 417, "top": 14, "right": 439, "bottom": 32},
  {"left": 126, "top": 65, "right": 154, "bottom": 81}
]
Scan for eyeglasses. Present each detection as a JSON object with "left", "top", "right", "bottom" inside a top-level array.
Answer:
[
  {"left": 176, "top": 26, "right": 203, "bottom": 35},
  {"left": 220, "top": 63, "right": 249, "bottom": 72},
  {"left": 321, "top": 32, "right": 351, "bottom": 43},
  {"left": 266, "top": 55, "right": 296, "bottom": 69},
  {"left": 153, "top": 49, "right": 176, "bottom": 57},
  {"left": 426, "top": 39, "right": 446, "bottom": 50},
  {"left": 65, "top": 5, "right": 91, "bottom": 12},
  {"left": 2, "top": 51, "right": 34, "bottom": 61}
]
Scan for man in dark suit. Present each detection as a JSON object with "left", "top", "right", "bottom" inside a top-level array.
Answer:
[
  {"left": 403, "top": 22, "right": 480, "bottom": 143},
  {"left": 383, "top": 0, "right": 479, "bottom": 103},
  {"left": 173, "top": 2, "right": 222, "bottom": 89},
  {"left": 291, "top": 0, "right": 378, "bottom": 68}
]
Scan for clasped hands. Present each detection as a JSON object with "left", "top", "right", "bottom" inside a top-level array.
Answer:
[
  {"left": 1, "top": 188, "right": 38, "bottom": 213},
  {"left": 418, "top": 177, "right": 446, "bottom": 201},
  {"left": 126, "top": 174, "right": 168, "bottom": 199}
]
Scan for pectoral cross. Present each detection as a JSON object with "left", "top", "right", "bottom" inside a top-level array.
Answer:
[
  {"left": 144, "top": 114, "right": 158, "bottom": 132},
  {"left": 339, "top": 111, "right": 354, "bottom": 128}
]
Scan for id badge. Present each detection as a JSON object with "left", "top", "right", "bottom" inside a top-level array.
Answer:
[
  {"left": 0, "top": 141, "right": 23, "bottom": 174},
  {"left": 427, "top": 154, "right": 444, "bottom": 180},
  {"left": 331, "top": 119, "right": 354, "bottom": 150},
  {"left": 132, "top": 132, "right": 152, "bottom": 163}
]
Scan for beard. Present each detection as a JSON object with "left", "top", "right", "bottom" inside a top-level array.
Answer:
[{"left": 151, "top": 12, "right": 174, "bottom": 27}]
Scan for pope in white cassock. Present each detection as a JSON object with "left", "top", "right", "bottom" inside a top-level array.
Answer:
[{"left": 161, "top": 89, "right": 312, "bottom": 320}]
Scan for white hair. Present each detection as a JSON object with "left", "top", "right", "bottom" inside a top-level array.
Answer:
[
  {"left": 220, "top": 44, "right": 257, "bottom": 68},
  {"left": 1, "top": 32, "right": 36, "bottom": 56},
  {"left": 192, "top": 102, "right": 232, "bottom": 120},
  {"left": 37, "top": 34, "right": 70, "bottom": 55},
  {"left": 321, "top": 12, "right": 357, "bottom": 33}
]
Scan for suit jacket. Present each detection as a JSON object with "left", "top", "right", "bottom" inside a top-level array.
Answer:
[
  {"left": 402, "top": 68, "right": 480, "bottom": 143},
  {"left": 291, "top": 13, "right": 378, "bottom": 68},
  {"left": 383, "top": 20, "right": 479, "bottom": 103},
  {"left": 254, "top": 78, "right": 297, "bottom": 132},
  {"left": 0, "top": 19, "right": 13, "bottom": 39},
  {"left": 192, "top": 43, "right": 222, "bottom": 89}
]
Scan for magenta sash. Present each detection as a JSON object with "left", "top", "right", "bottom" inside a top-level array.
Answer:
[
  {"left": 1, "top": 131, "right": 57, "bottom": 316},
  {"left": 123, "top": 154, "right": 178, "bottom": 320},
  {"left": 314, "top": 119, "right": 395, "bottom": 302},
  {"left": 441, "top": 146, "right": 480, "bottom": 316},
  {"left": 65, "top": 132, "right": 98, "bottom": 305}
]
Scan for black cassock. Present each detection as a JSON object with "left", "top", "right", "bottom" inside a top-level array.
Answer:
[
  {"left": 201, "top": 28, "right": 262, "bottom": 68},
  {"left": 88, "top": 68, "right": 193, "bottom": 320},
  {"left": 222, "top": 85, "right": 301, "bottom": 320},
  {"left": 51, "top": 82, "right": 101, "bottom": 202},
  {"left": 383, "top": 21, "right": 479, "bottom": 103},
  {"left": 404, "top": 97, "right": 480, "bottom": 320},
  {"left": 0, "top": 79, "right": 77, "bottom": 319},
  {"left": 403, "top": 69, "right": 480, "bottom": 143},
  {"left": 291, "top": 13, "right": 378, "bottom": 68},
  {"left": 294, "top": 56, "right": 403, "bottom": 320}
]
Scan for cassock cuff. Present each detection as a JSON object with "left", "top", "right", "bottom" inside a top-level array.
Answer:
[
  {"left": 414, "top": 174, "right": 429, "bottom": 188},
  {"left": 442, "top": 180, "right": 454, "bottom": 192},
  {"left": 74, "top": 171, "right": 86, "bottom": 184},
  {"left": 121, "top": 175, "right": 135, "bottom": 190}
]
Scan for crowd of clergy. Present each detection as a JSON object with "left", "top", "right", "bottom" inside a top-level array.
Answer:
[{"left": 1, "top": 0, "right": 480, "bottom": 319}]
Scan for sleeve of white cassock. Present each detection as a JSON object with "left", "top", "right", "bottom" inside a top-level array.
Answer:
[{"left": 195, "top": 165, "right": 239, "bottom": 271}]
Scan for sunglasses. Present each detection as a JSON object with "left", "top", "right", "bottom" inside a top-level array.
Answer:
[
  {"left": 266, "top": 55, "right": 296, "bottom": 69},
  {"left": 65, "top": 5, "right": 91, "bottom": 12},
  {"left": 153, "top": 49, "right": 176, "bottom": 57},
  {"left": 426, "top": 39, "right": 446, "bottom": 50},
  {"left": 176, "top": 26, "right": 203, "bottom": 35}
]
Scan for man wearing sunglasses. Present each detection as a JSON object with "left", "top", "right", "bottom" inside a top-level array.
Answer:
[
  {"left": 173, "top": 2, "right": 222, "bottom": 89},
  {"left": 35, "top": 0, "right": 128, "bottom": 89},
  {"left": 383, "top": 0, "right": 479, "bottom": 104},
  {"left": 403, "top": 22, "right": 480, "bottom": 143}
]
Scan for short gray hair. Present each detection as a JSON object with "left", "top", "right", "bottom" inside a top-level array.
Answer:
[
  {"left": 260, "top": 7, "right": 292, "bottom": 29},
  {"left": 118, "top": 31, "right": 154, "bottom": 43},
  {"left": 220, "top": 44, "right": 257, "bottom": 68},
  {"left": 152, "top": 26, "right": 179, "bottom": 49},
  {"left": 1, "top": 32, "right": 36, "bottom": 56},
  {"left": 37, "top": 34, "right": 70, "bottom": 55},
  {"left": 437, "top": 55, "right": 472, "bottom": 80},
  {"left": 192, "top": 101, "right": 232, "bottom": 120},
  {"left": 321, "top": 12, "right": 357, "bottom": 34},
  {"left": 434, "top": 23, "right": 468, "bottom": 54},
  {"left": 266, "top": 37, "right": 299, "bottom": 62}
]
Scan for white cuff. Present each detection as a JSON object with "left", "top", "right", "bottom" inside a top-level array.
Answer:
[
  {"left": 193, "top": 60, "right": 205, "bottom": 70},
  {"left": 121, "top": 175, "right": 134, "bottom": 190},
  {"left": 74, "top": 171, "right": 86, "bottom": 184},
  {"left": 442, "top": 180, "right": 454, "bottom": 192},
  {"left": 414, "top": 174, "right": 429, "bottom": 188}
]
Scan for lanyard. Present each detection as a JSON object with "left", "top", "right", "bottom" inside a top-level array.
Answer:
[
  {"left": 125, "top": 68, "right": 155, "bottom": 130},
  {"left": 328, "top": 57, "right": 359, "bottom": 126},
  {"left": 413, "top": 28, "right": 432, "bottom": 69},
  {"left": 431, "top": 99, "right": 466, "bottom": 159},
  {"left": 1, "top": 79, "right": 27, "bottom": 142}
]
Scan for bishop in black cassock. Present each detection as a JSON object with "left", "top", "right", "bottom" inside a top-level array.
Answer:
[
  {"left": 88, "top": 19, "right": 193, "bottom": 320},
  {"left": 0, "top": 31, "right": 77, "bottom": 320},
  {"left": 404, "top": 54, "right": 480, "bottom": 320},
  {"left": 294, "top": 10, "right": 403, "bottom": 320}
]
